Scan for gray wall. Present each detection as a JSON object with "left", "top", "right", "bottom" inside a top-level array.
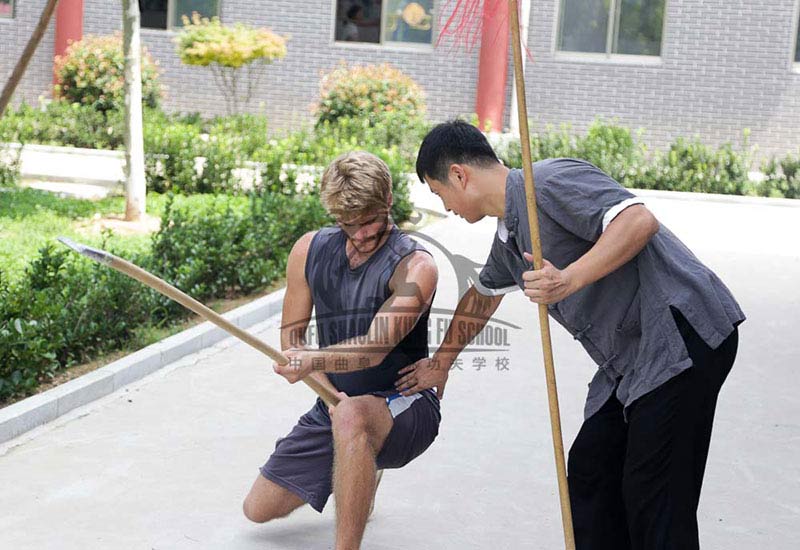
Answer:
[
  {"left": 82, "top": 0, "right": 479, "bottom": 131},
  {"left": 523, "top": 0, "right": 800, "bottom": 158},
  {"left": 0, "top": 0, "right": 56, "bottom": 109},
  {"left": 2, "top": 1, "right": 798, "bottom": 158}
]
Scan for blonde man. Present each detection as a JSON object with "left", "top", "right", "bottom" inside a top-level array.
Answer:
[{"left": 243, "top": 151, "right": 440, "bottom": 550}]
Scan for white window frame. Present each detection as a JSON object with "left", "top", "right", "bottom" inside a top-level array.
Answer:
[
  {"left": 330, "top": 0, "right": 435, "bottom": 52},
  {"left": 554, "top": 0, "right": 667, "bottom": 65},
  {"left": 0, "top": 0, "right": 15, "bottom": 21},
  {"left": 140, "top": 0, "right": 221, "bottom": 32}
]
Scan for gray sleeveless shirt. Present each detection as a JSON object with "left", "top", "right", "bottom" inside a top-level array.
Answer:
[{"left": 305, "top": 226, "right": 431, "bottom": 396}]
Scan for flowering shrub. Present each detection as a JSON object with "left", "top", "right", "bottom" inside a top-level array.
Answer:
[
  {"left": 54, "top": 34, "right": 163, "bottom": 113},
  {"left": 317, "top": 63, "right": 426, "bottom": 127},
  {"left": 175, "top": 14, "right": 288, "bottom": 113},
  {"left": 175, "top": 14, "right": 287, "bottom": 68}
]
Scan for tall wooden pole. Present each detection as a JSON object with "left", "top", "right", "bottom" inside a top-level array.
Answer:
[
  {"left": 0, "top": 0, "right": 61, "bottom": 118},
  {"left": 508, "top": 1, "right": 576, "bottom": 548}
]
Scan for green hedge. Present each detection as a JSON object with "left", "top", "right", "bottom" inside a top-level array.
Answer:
[
  {"left": 246, "top": 118, "right": 420, "bottom": 223},
  {"left": 492, "top": 120, "right": 777, "bottom": 197},
  {"left": 0, "top": 104, "right": 419, "bottom": 217},
  {"left": 759, "top": 150, "right": 800, "bottom": 199},
  {"left": 0, "top": 241, "right": 159, "bottom": 399},
  {"left": 0, "top": 102, "right": 127, "bottom": 150},
  {"left": 151, "top": 191, "right": 329, "bottom": 302},
  {"left": 0, "top": 191, "right": 329, "bottom": 403}
]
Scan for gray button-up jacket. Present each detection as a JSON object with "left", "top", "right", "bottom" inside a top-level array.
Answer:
[{"left": 477, "top": 159, "right": 745, "bottom": 419}]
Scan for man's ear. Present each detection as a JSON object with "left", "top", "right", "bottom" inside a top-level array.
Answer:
[
  {"left": 449, "top": 164, "right": 468, "bottom": 190},
  {"left": 387, "top": 191, "right": 394, "bottom": 210}
]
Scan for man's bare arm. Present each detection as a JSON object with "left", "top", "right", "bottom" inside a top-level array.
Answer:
[
  {"left": 395, "top": 285, "right": 503, "bottom": 398},
  {"left": 280, "top": 231, "right": 339, "bottom": 395},
  {"left": 310, "top": 251, "right": 438, "bottom": 372}
]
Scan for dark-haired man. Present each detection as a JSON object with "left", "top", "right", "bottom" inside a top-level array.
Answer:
[{"left": 396, "top": 120, "right": 745, "bottom": 550}]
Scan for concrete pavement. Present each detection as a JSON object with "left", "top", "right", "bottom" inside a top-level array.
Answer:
[{"left": 0, "top": 193, "right": 798, "bottom": 549}]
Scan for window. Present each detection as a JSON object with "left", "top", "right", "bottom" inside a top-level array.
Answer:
[
  {"left": 334, "top": 0, "right": 433, "bottom": 46},
  {"left": 795, "top": 14, "right": 800, "bottom": 64},
  {"left": 139, "top": 0, "right": 220, "bottom": 30},
  {"left": 0, "top": 0, "right": 13, "bottom": 19},
  {"left": 558, "top": 0, "right": 665, "bottom": 57}
]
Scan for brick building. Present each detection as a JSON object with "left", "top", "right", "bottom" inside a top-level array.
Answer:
[{"left": 1, "top": 0, "right": 799, "bottom": 157}]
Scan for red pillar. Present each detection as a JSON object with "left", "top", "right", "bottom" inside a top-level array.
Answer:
[
  {"left": 53, "top": 0, "right": 84, "bottom": 81},
  {"left": 475, "top": 1, "right": 509, "bottom": 132}
]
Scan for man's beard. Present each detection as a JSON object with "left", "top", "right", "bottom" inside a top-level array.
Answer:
[{"left": 347, "top": 221, "right": 390, "bottom": 254}]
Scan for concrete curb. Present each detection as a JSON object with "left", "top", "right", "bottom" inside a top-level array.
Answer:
[
  {"left": 0, "top": 287, "right": 286, "bottom": 445},
  {"left": 2, "top": 142, "right": 125, "bottom": 186}
]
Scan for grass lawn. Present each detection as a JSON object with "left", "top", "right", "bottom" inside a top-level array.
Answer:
[{"left": 0, "top": 189, "right": 171, "bottom": 285}]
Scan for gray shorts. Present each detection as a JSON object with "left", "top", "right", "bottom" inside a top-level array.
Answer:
[{"left": 259, "top": 389, "right": 441, "bottom": 512}]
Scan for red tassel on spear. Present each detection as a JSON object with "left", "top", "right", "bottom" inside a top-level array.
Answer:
[{"left": 437, "top": 2, "right": 576, "bottom": 549}]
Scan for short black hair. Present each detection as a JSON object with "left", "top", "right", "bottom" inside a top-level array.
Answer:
[{"left": 416, "top": 120, "right": 500, "bottom": 183}]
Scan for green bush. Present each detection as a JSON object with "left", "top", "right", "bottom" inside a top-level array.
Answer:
[
  {"left": 54, "top": 33, "right": 163, "bottom": 113},
  {"left": 759, "top": 151, "right": 800, "bottom": 199},
  {"left": 0, "top": 102, "right": 126, "bottom": 150},
  {"left": 491, "top": 121, "right": 754, "bottom": 195},
  {"left": 317, "top": 63, "right": 426, "bottom": 128},
  {"left": 0, "top": 146, "right": 20, "bottom": 187},
  {"left": 314, "top": 114, "right": 428, "bottom": 166},
  {"left": 143, "top": 116, "right": 243, "bottom": 194},
  {"left": 575, "top": 120, "right": 646, "bottom": 186},
  {"left": 251, "top": 120, "right": 415, "bottom": 223},
  {"left": 0, "top": 240, "right": 160, "bottom": 402},
  {"left": 206, "top": 113, "right": 268, "bottom": 157},
  {"left": 491, "top": 123, "right": 579, "bottom": 168},
  {"left": 638, "top": 136, "right": 751, "bottom": 195},
  {"left": 151, "top": 192, "right": 330, "bottom": 300},
  {"left": 0, "top": 189, "right": 332, "bottom": 403},
  {"left": 197, "top": 134, "right": 241, "bottom": 194},
  {"left": 143, "top": 115, "right": 203, "bottom": 193}
]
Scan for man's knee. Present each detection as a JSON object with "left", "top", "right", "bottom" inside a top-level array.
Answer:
[
  {"left": 331, "top": 397, "right": 390, "bottom": 452},
  {"left": 242, "top": 494, "right": 289, "bottom": 524},
  {"left": 331, "top": 398, "right": 371, "bottom": 442},
  {"left": 242, "top": 476, "right": 304, "bottom": 523}
]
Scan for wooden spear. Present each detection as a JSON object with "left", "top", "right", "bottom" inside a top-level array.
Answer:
[
  {"left": 57, "top": 237, "right": 340, "bottom": 408},
  {"left": 508, "top": 1, "right": 576, "bottom": 548}
]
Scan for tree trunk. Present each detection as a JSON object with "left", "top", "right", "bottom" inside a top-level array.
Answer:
[
  {"left": 0, "top": 0, "right": 61, "bottom": 118},
  {"left": 122, "top": 0, "right": 146, "bottom": 221}
]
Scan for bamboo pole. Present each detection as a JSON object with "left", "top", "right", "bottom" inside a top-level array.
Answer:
[
  {"left": 57, "top": 237, "right": 340, "bottom": 408},
  {"left": 508, "top": 2, "right": 575, "bottom": 548}
]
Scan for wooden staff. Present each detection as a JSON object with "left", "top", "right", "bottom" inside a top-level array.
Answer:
[
  {"left": 508, "top": 1, "right": 575, "bottom": 548},
  {"left": 57, "top": 237, "right": 340, "bottom": 408}
]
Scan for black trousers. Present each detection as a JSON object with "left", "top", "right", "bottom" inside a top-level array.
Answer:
[{"left": 568, "top": 309, "right": 739, "bottom": 550}]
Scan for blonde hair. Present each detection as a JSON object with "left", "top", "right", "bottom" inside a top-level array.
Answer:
[{"left": 320, "top": 151, "right": 392, "bottom": 219}]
